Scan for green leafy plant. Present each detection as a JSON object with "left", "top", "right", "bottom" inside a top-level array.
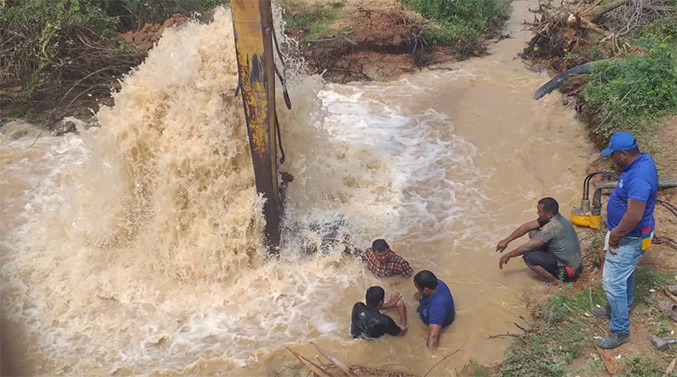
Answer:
[
  {"left": 400, "top": 0, "right": 510, "bottom": 54},
  {"left": 281, "top": 0, "right": 345, "bottom": 41},
  {"left": 499, "top": 268, "right": 674, "bottom": 377},
  {"left": 621, "top": 356, "right": 665, "bottom": 377},
  {"left": 89, "top": 0, "right": 207, "bottom": 30},
  {"left": 0, "top": 0, "right": 122, "bottom": 100},
  {"left": 583, "top": 45, "right": 677, "bottom": 139}
]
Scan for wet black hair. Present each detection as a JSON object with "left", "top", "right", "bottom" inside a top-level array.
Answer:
[
  {"left": 372, "top": 239, "right": 389, "bottom": 252},
  {"left": 414, "top": 270, "right": 438, "bottom": 290},
  {"left": 538, "top": 197, "right": 559, "bottom": 215},
  {"left": 366, "top": 286, "right": 385, "bottom": 307}
]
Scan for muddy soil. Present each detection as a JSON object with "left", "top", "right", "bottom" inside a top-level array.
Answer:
[{"left": 282, "top": 0, "right": 492, "bottom": 83}]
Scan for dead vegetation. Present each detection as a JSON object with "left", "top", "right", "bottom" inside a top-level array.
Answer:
[
  {"left": 523, "top": 0, "right": 675, "bottom": 70},
  {"left": 287, "top": 343, "right": 419, "bottom": 377}
]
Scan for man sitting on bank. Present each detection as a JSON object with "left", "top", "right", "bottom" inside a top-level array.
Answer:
[
  {"left": 351, "top": 286, "right": 408, "bottom": 339},
  {"left": 496, "top": 197, "right": 582, "bottom": 284},
  {"left": 364, "top": 239, "right": 413, "bottom": 278},
  {"left": 414, "top": 270, "right": 455, "bottom": 349}
]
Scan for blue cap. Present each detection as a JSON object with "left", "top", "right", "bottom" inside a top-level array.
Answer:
[{"left": 601, "top": 132, "right": 638, "bottom": 156}]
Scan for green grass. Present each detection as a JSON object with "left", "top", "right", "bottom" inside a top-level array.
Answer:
[
  {"left": 199, "top": 0, "right": 229, "bottom": 10},
  {"left": 281, "top": 0, "right": 345, "bottom": 41},
  {"left": 472, "top": 368, "right": 492, "bottom": 377},
  {"left": 583, "top": 45, "right": 677, "bottom": 140},
  {"left": 499, "top": 284, "right": 603, "bottom": 377},
  {"left": 499, "top": 268, "right": 674, "bottom": 377},
  {"left": 633, "top": 268, "right": 674, "bottom": 305},
  {"left": 620, "top": 356, "right": 666, "bottom": 377},
  {"left": 400, "top": 0, "right": 510, "bottom": 53},
  {"left": 582, "top": 8, "right": 677, "bottom": 145}
]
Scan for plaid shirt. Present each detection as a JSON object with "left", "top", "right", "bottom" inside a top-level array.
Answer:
[{"left": 365, "top": 249, "right": 413, "bottom": 278}]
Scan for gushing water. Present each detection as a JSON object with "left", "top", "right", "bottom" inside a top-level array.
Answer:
[{"left": 0, "top": 2, "right": 594, "bottom": 376}]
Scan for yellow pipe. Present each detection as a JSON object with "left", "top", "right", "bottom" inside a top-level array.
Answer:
[{"left": 231, "top": 0, "right": 281, "bottom": 251}]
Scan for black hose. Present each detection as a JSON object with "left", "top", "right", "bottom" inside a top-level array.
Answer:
[
  {"left": 657, "top": 199, "right": 677, "bottom": 218},
  {"left": 591, "top": 179, "right": 677, "bottom": 216},
  {"left": 583, "top": 171, "right": 619, "bottom": 201},
  {"left": 534, "top": 62, "right": 595, "bottom": 100},
  {"left": 274, "top": 64, "right": 292, "bottom": 110},
  {"left": 275, "top": 115, "right": 285, "bottom": 165},
  {"left": 271, "top": 23, "right": 292, "bottom": 110}
]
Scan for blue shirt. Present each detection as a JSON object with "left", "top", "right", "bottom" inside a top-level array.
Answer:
[
  {"left": 418, "top": 279, "right": 455, "bottom": 327},
  {"left": 606, "top": 153, "right": 658, "bottom": 237}
]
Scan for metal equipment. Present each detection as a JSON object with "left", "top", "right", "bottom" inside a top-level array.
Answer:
[
  {"left": 651, "top": 335, "right": 677, "bottom": 351},
  {"left": 231, "top": 0, "right": 288, "bottom": 253},
  {"left": 570, "top": 171, "right": 619, "bottom": 229}
]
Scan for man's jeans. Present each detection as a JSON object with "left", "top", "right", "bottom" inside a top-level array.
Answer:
[{"left": 602, "top": 235, "right": 643, "bottom": 334}]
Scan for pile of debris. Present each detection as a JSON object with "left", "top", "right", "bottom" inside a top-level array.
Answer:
[
  {"left": 287, "top": 343, "right": 418, "bottom": 377},
  {"left": 523, "top": 0, "right": 675, "bottom": 70}
]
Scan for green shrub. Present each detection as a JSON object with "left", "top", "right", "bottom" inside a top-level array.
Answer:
[
  {"left": 583, "top": 45, "right": 677, "bottom": 138},
  {"left": 400, "top": 0, "right": 510, "bottom": 51},
  {"left": 90, "top": 0, "right": 212, "bottom": 31},
  {"left": 639, "top": 15, "right": 677, "bottom": 48},
  {"left": 280, "top": 0, "right": 345, "bottom": 41},
  {"left": 0, "top": 0, "right": 120, "bottom": 94}
]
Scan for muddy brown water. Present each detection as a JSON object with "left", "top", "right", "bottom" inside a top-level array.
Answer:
[{"left": 0, "top": 2, "right": 596, "bottom": 376}]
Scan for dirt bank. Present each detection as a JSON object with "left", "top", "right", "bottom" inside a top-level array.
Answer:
[{"left": 280, "top": 0, "right": 500, "bottom": 83}]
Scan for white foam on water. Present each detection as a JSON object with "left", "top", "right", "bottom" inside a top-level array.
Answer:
[{"left": 318, "top": 81, "right": 487, "bottom": 244}]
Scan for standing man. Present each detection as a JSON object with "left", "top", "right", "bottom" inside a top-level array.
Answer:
[
  {"left": 594, "top": 132, "right": 658, "bottom": 349},
  {"left": 364, "top": 239, "right": 414, "bottom": 278},
  {"left": 496, "top": 197, "right": 582, "bottom": 284},
  {"left": 414, "top": 270, "right": 455, "bottom": 349},
  {"left": 351, "top": 286, "right": 408, "bottom": 339}
]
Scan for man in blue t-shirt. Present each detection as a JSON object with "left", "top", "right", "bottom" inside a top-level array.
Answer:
[
  {"left": 593, "top": 132, "right": 658, "bottom": 350},
  {"left": 413, "top": 270, "right": 455, "bottom": 349}
]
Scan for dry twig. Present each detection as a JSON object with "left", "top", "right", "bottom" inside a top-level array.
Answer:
[{"left": 423, "top": 349, "right": 460, "bottom": 377}]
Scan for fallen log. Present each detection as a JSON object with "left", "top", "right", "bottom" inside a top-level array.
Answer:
[{"left": 584, "top": 0, "right": 632, "bottom": 21}]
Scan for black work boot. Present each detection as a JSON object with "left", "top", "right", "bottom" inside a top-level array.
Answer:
[
  {"left": 596, "top": 331, "right": 629, "bottom": 349},
  {"left": 592, "top": 305, "right": 611, "bottom": 319}
]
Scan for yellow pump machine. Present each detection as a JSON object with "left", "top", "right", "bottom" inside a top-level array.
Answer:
[
  {"left": 570, "top": 172, "right": 677, "bottom": 230},
  {"left": 570, "top": 171, "right": 620, "bottom": 229}
]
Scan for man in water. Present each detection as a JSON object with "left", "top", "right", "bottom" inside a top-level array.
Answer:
[
  {"left": 414, "top": 270, "right": 455, "bottom": 349},
  {"left": 496, "top": 197, "right": 582, "bottom": 284},
  {"left": 364, "top": 239, "right": 413, "bottom": 278},
  {"left": 351, "top": 286, "right": 408, "bottom": 339}
]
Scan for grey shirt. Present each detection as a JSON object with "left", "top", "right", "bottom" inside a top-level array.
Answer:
[{"left": 536, "top": 214, "right": 582, "bottom": 272}]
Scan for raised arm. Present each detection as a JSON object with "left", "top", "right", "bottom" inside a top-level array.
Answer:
[{"left": 496, "top": 219, "right": 541, "bottom": 252}]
